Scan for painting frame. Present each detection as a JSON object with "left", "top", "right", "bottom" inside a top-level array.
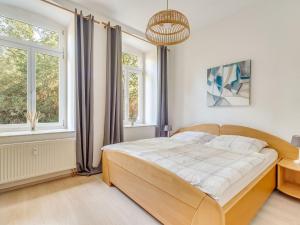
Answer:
[{"left": 207, "top": 60, "right": 251, "bottom": 107}]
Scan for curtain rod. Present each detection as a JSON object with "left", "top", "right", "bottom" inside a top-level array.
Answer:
[{"left": 39, "top": 0, "right": 153, "bottom": 45}]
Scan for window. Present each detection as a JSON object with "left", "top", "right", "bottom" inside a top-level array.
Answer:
[
  {"left": 0, "top": 16, "right": 59, "bottom": 48},
  {"left": 122, "top": 51, "right": 144, "bottom": 125},
  {"left": 0, "top": 45, "right": 27, "bottom": 124},
  {"left": 0, "top": 15, "right": 65, "bottom": 130},
  {"left": 35, "top": 52, "right": 60, "bottom": 123}
]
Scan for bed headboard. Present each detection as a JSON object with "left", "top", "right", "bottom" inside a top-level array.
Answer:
[
  {"left": 221, "top": 125, "right": 298, "bottom": 160},
  {"left": 175, "top": 124, "right": 298, "bottom": 160},
  {"left": 175, "top": 124, "right": 220, "bottom": 135}
]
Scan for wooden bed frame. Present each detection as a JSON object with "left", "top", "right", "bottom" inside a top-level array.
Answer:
[{"left": 102, "top": 124, "right": 298, "bottom": 225}]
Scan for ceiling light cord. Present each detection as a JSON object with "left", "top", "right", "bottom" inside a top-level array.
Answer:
[{"left": 167, "top": 0, "right": 169, "bottom": 10}]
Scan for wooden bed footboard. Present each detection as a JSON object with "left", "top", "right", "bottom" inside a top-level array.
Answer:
[{"left": 102, "top": 150, "right": 225, "bottom": 225}]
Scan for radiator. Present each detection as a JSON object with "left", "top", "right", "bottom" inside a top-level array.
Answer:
[{"left": 0, "top": 138, "right": 76, "bottom": 184}]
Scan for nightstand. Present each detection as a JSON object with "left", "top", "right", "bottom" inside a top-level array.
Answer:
[{"left": 277, "top": 159, "right": 300, "bottom": 199}]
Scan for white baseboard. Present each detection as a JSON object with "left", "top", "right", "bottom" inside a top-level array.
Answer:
[{"left": 0, "top": 169, "right": 76, "bottom": 193}]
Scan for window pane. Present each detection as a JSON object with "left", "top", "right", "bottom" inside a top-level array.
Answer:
[
  {"left": 0, "top": 16, "right": 59, "bottom": 48},
  {"left": 128, "top": 72, "right": 139, "bottom": 120},
  {"left": 0, "top": 45, "right": 27, "bottom": 124},
  {"left": 36, "top": 52, "right": 59, "bottom": 123},
  {"left": 122, "top": 52, "right": 140, "bottom": 68}
]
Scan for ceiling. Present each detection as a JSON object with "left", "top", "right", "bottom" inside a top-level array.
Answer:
[
  {"left": 0, "top": 0, "right": 260, "bottom": 33},
  {"left": 68, "top": 0, "right": 259, "bottom": 33},
  {"left": 0, "top": 0, "right": 73, "bottom": 26}
]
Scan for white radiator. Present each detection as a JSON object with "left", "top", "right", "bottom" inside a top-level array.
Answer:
[{"left": 0, "top": 138, "right": 76, "bottom": 184}]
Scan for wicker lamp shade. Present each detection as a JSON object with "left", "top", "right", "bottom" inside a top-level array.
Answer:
[{"left": 146, "top": 9, "right": 190, "bottom": 46}]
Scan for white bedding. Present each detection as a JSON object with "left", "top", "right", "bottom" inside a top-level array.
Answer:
[
  {"left": 103, "top": 139, "right": 278, "bottom": 205},
  {"left": 103, "top": 132, "right": 215, "bottom": 154},
  {"left": 103, "top": 137, "right": 192, "bottom": 154},
  {"left": 218, "top": 148, "right": 277, "bottom": 206}
]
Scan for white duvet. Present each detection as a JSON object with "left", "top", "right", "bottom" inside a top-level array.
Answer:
[
  {"left": 103, "top": 137, "right": 189, "bottom": 154},
  {"left": 103, "top": 139, "right": 268, "bottom": 200}
]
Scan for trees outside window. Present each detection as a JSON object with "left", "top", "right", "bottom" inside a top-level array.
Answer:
[
  {"left": 122, "top": 51, "right": 144, "bottom": 125},
  {"left": 36, "top": 52, "right": 59, "bottom": 123},
  {"left": 0, "top": 16, "right": 59, "bottom": 48},
  {"left": 0, "top": 46, "right": 27, "bottom": 124},
  {"left": 0, "top": 15, "right": 65, "bottom": 129}
]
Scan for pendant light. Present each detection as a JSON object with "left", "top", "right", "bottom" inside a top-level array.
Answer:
[{"left": 145, "top": 0, "right": 190, "bottom": 46}]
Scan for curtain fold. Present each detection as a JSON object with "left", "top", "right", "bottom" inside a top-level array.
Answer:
[
  {"left": 156, "top": 46, "right": 169, "bottom": 137},
  {"left": 103, "top": 25, "right": 124, "bottom": 145},
  {"left": 75, "top": 9, "right": 100, "bottom": 175}
]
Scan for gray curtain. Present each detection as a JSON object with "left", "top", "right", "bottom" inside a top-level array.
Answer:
[
  {"left": 75, "top": 10, "right": 100, "bottom": 175},
  {"left": 103, "top": 25, "right": 124, "bottom": 145},
  {"left": 156, "top": 46, "right": 169, "bottom": 137}
]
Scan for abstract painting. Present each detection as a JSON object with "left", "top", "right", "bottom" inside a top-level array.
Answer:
[{"left": 207, "top": 60, "right": 251, "bottom": 106}]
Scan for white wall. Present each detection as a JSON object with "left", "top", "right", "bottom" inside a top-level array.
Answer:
[
  {"left": 170, "top": 0, "right": 300, "bottom": 141},
  {"left": 124, "top": 126, "right": 156, "bottom": 142},
  {"left": 67, "top": 19, "right": 75, "bottom": 131},
  {"left": 92, "top": 23, "right": 107, "bottom": 166},
  {"left": 144, "top": 48, "right": 158, "bottom": 125}
]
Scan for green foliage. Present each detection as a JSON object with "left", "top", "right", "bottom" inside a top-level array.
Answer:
[
  {"left": 0, "top": 47, "right": 27, "bottom": 124},
  {"left": 122, "top": 52, "right": 140, "bottom": 121},
  {"left": 128, "top": 72, "right": 138, "bottom": 120},
  {"left": 36, "top": 53, "right": 59, "bottom": 123},
  {"left": 0, "top": 15, "right": 59, "bottom": 124},
  {"left": 0, "top": 16, "right": 59, "bottom": 48},
  {"left": 122, "top": 52, "right": 138, "bottom": 67}
]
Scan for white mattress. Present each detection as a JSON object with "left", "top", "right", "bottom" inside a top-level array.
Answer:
[{"left": 217, "top": 148, "right": 278, "bottom": 206}]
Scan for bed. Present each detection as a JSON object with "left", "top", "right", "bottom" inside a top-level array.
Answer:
[{"left": 102, "top": 124, "right": 298, "bottom": 225}]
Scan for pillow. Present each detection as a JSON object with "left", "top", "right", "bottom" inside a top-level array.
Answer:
[
  {"left": 171, "top": 131, "right": 216, "bottom": 144},
  {"left": 205, "top": 135, "right": 268, "bottom": 154}
]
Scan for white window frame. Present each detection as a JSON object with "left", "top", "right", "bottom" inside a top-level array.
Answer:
[
  {"left": 0, "top": 13, "right": 66, "bottom": 132},
  {"left": 122, "top": 46, "right": 145, "bottom": 126}
]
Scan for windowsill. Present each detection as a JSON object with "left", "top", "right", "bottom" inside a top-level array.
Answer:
[
  {"left": 0, "top": 129, "right": 76, "bottom": 145},
  {"left": 124, "top": 124, "right": 157, "bottom": 128},
  {"left": 0, "top": 129, "right": 75, "bottom": 137}
]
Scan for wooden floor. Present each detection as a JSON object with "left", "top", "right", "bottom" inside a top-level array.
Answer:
[{"left": 0, "top": 175, "right": 300, "bottom": 225}]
